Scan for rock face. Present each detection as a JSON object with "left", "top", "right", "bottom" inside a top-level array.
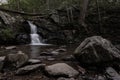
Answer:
[
  {"left": 0, "top": 11, "right": 15, "bottom": 25},
  {"left": 5, "top": 51, "right": 28, "bottom": 68},
  {"left": 74, "top": 36, "right": 120, "bottom": 64},
  {"left": 45, "top": 63, "right": 79, "bottom": 77},
  {"left": 16, "top": 64, "right": 45, "bottom": 75}
]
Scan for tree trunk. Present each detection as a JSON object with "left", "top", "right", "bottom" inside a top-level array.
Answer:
[{"left": 79, "top": 0, "right": 89, "bottom": 34}]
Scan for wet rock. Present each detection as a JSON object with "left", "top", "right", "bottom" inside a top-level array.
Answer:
[
  {"left": 28, "top": 59, "right": 41, "bottom": 64},
  {"left": 106, "top": 67, "right": 120, "bottom": 80},
  {"left": 40, "top": 52, "right": 53, "bottom": 56},
  {"left": 16, "top": 64, "right": 45, "bottom": 75},
  {"left": 4, "top": 51, "right": 28, "bottom": 68},
  {"left": 45, "top": 63, "right": 79, "bottom": 77},
  {"left": 74, "top": 36, "right": 120, "bottom": 64},
  {"left": 0, "top": 56, "right": 5, "bottom": 71},
  {"left": 57, "top": 77, "right": 75, "bottom": 80},
  {"left": 77, "top": 66, "right": 86, "bottom": 74},
  {"left": 47, "top": 56, "right": 55, "bottom": 61},
  {"left": 97, "top": 75, "right": 106, "bottom": 80},
  {"left": 16, "top": 34, "right": 30, "bottom": 44},
  {"left": 5, "top": 46, "right": 16, "bottom": 50},
  {"left": 51, "top": 51, "right": 59, "bottom": 55},
  {"left": 37, "top": 56, "right": 47, "bottom": 60},
  {"left": 55, "top": 48, "right": 67, "bottom": 53},
  {"left": 62, "top": 55, "right": 76, "bottom": 61},
  {"left": 51, "top": 48, "right": 66, "bottom": 56}
]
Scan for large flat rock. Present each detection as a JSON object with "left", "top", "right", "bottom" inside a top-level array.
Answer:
[
  {"left": 16, "top": 64, "right": 45, "bottom": 75},
  {"left": 45, "top": 63, "right": 79, "bottom": 77}
]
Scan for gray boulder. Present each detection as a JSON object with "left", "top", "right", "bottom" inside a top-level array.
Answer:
[
  {"left": 106, "top": 67, "right": 120, "bottom": 80},
  {"left": 74, "top": 36, "right": 120, "bottom": 64},
  {"left": 45, "top": 63, "right": 79, "bottom": 77},
  {"left": 5, "top": 51, "right": 28, "bottom": 68},
  {"left": 16, "top": 64, "right": 45, "bottom": 75}
]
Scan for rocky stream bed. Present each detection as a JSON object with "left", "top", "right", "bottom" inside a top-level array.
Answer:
[{"left": 0, "top": 36, "right": 120, "bottom": 80}]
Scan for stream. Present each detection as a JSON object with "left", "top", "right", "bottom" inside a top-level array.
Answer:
[{"left": 0, "top": 44, "right": 78, "bottom": 64}]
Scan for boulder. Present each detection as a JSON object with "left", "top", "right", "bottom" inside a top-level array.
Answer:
[
  {"left": 16, "top": 64, "right": 45, "bottom": 75},
  {"left": 45, "top": 63, "right": 79, "bottom": 77},
  {"left": 74, "top": 36, "right": 120, "bottom": 64},
  {"left": 4, "top": 51, "right": 28, "bottom": 68},
  {"left": 106, "top": 67, "right": 120, "bottom": 80}
]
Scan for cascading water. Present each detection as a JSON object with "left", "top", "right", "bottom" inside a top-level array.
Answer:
[{"left": 28, "top": 21, "right": 43, "bottom": 45}]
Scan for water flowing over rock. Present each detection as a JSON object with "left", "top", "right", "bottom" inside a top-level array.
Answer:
[
  {"left": 45, "top": 63, "right": 79, "bottom": 77},
  {"left": 28, "top": 21, "right": 42, "bottom": 45},
  {"left": 28, "top": 21, "right": 48, "bottom": 45},
  {"left": 74, "top": 36, "right": 120, "bottom": 64}
]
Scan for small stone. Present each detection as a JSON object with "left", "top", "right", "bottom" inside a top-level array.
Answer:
[
  {"left": 45, "top": 63, "right": 79, "bottom": 77},
  {"left": 0, "top": 56, "right": 5, "bottom": 61},
  {"left": 55, "top": 48, "right": 67, "bottom": 53},
  {"left": 57, "top": 77, "right": 75, "bottom": 80},
  {"left": 28, "top": 59, "right": 41, "bottom": 64},
  {"left": 62, "top": 55, "right": 75, "bottom": 61},
  {"left": 51, "top": 51, "right": 59, "bottom": 55},
  {"left": 16, "top": 64, "right": 46, "bottom": 75},
  {"left": 47, "top": 57, "right": 55, "bottom": 61},
  {"left": 40, "top": 52, "right": 53, "bottom": 56},
  {"left": 5, "top": 46, "right": 16, "bottom": 50},
  {"left": 97, "top": 75, "right": 106, "bottom": 80}
]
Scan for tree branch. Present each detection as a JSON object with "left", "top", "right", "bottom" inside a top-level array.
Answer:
[{"left": 0, "top": 7, "right": 45, "bottom": 16}]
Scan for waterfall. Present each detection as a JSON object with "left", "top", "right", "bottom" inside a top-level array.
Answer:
[{"left": 28, "top": 21, "right": 43, "bottom": 45}]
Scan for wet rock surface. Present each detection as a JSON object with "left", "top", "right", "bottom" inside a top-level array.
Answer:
[
  {"left": 15, "top": 64, "right": 45, "bottom": 75},
  {"left": 45, "top": 63, "right": 79, "bottom": 77}
]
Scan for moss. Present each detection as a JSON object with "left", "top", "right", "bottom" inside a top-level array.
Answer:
[{"left": 0, "top": 28, "right": 14, "bottom": 42}]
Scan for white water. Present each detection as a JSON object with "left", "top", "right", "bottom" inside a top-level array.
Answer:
[{"left": 28, "top": 21, "right": 48, "bottom": 45}]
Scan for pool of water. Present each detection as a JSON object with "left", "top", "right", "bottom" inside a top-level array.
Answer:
[{"left": 0, "top": 44, "right": 78, "bottom": 60}]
